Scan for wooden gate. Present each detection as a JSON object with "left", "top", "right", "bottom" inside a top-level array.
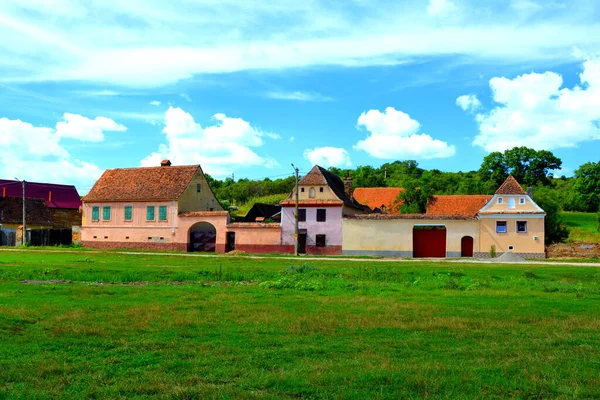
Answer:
[
  {"left": 461, "top": 236, "right": 474, "bottom": 257},
  {"left": 413, "top": 226, "right": 446, "bottom": 258}
]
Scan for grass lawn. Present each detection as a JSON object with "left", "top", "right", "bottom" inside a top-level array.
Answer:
[
  {"left": 561, "top": 212, "right": 600, "bottom": 243},
  {"left": 1, "top": 250, "right": 600, "bottom": 399}
]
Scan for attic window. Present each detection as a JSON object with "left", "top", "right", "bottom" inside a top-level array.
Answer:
[
  {"left": 319, "top": 187, "right": 324, "bottom": 193},
  {"left": 196, "top": 183, "right": 201, "bottom": 193},
  {"left": 497, "top": 197, "right": 503, "bottom": 204},
  {"left": 301, "top": 188, "right": 305, "bottom": 193},
  {"left": 309, "top": 187, "right": 316, "bottom": 198},
  {"left": 519, "top": 197, "right": 526, "bottom": 205},
  {"left": 508, "top": 197, "right": 516, "bottom": 209}
]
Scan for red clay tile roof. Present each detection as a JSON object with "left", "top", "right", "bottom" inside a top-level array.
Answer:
[
  {"left": 352, "top": 188, "right": 404, "bottom": 213},
  {"left": 83, "top": 165, "right": 200, "bottom": 202},
  {"left": 496, "top": 175, "right": 526, "bottom": 194},
  {"left": 427, "top": 195, "right": 493, "bottom": 218},
  {"left": 344, "top": 213, "right": 473, "bottom": 220}
]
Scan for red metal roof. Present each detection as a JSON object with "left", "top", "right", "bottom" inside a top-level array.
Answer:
[{"left": 0, "top": 180, "right": 81, "bottom": 209}]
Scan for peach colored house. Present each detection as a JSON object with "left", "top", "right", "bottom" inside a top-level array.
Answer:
[
  {"left": 342, "top": 176, "right": 546, "bottom": 259},
  {"left": 82, "top": 160, "right": 229, "bottom": 252}
]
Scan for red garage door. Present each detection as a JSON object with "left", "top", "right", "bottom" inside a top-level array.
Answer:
[{"left": 413, "top": 226, "right": 446, "bottom": 258}]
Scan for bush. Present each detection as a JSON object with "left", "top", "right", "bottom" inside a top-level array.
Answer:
[{"left": 489, "top": 245, "right": 496, "bottom": 259}]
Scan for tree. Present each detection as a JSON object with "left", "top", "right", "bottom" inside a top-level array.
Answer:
[
  {"left": 479, "top": 147, "right": 562, "bottom": 189},
  {"left": 573, "top": 162, "right": 600, "bottom": 212},
  {"left": 534, "top": 192, "right": 569, "bottom": 245}
]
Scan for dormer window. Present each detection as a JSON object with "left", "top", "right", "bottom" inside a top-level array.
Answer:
[
  {"left": 519, "top": 197, "right": 526, "bottom": 205},
  {"left": 309, "top": 187, "right": 316, "bottom": 198},
  {"left": 497, "top": 197, "right": 504, "bottom": 204}
]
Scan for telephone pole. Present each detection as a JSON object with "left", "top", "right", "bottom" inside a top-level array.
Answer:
[{"left": 291, "top": 164, "right": 299, "bottom": 256}]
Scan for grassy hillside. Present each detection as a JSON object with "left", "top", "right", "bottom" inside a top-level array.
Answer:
[
  {"left": 233, "top": 193, "right": 288, "bottom": 217},
  {"left": 1, "top": 250, "right": 600, "bottom": 398},
  {"left": 561, "top": 212, "right": 600, "bottom": 242}
]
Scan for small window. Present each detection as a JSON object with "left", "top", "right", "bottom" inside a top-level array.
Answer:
[
  {"left": 159, "top": 206, "right": 168, "bottom": 221},
  {"left": 93, "top": 236, "right": 97, "bottom": 239},
  {"left": 124, "top": 206, "right": 133, "bottom": 221},
  {"left": 298, "top": 209, "right": 306, "bottom": 222},
  {"left": 508, "top": 197, "right": 516, "bottom": 209},
  {"left": 316, "top": 234, "right": 326, "bottom": 247},
  {"left": 125, "top": 236, "right": 129, "bottom": 240},
  {"left": 196, "top": 183, "right": 201, "bottom": 193},
  {"left": 147, "top": 206, "right": 155, "bottom": 221},
  {"left": 102, "top": 206, "right": 111, "bottom": 221},
  {"left": 508, "top": 245, "right": 514, "bottom": 250},
  {"left": 309, "top": 187, "right": 316, "bottom": 198},
  {"left": 319, "top": 187, "right": 324, "bottom": 193},
  {"left": 301, "top": 188, "right": 305, "bottom": 193},
  {"left": 496, "top": 221, "right": 507, "bottom": 233},
  {"left": 519, "top": 197, "right": 526, "bottom": 205},
  {"left": 91, "top": 206, "right": 99, "bottom": 221},
  {"left": 516, "top": 221, "right": 527, "bottom": 233},
  {"left": 317, "top": 208, "right": 326, "bottom": 222},
  {"left": 497, "top": 197, "right": 504, "bottom": 204}
]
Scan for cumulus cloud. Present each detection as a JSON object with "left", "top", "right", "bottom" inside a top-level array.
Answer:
[
  {"left": 303, "top": 147, "right": 352, "bottom": 168},
  {"left": 149, "top": 100, "right": 161, "bottom": 106},
  {"left": 469, "top": 58, "right": 600, "bottom": 152},
  {"left": 55, "top": 113, "right": 126, "bottom": 142},
  {"left": 265, "top": 91, "right": 333, "bottom": 102},
  {"left": 354, "top": 107, "right": 456, "bottom": 159},
  {"left": 0, "top": 114, "right": 116, "bottom": 188},
  {"left": 141, "top": 107, "right": 278, "bottom": 176},
  {"left": 456, "top": 94, "right": 482, "bottom": 112}
]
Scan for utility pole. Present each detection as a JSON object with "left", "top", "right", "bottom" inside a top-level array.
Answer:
[{"left": 291, "top": 164, "right": 299, "bottom": 256}]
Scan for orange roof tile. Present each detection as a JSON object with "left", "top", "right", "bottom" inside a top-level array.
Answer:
[
  {"left": 352, "top": 188, "right": 404, "bottom": 213},
  {"left": 426, "top": 195, "right": 493, "bottom": 218},
  {"left": 84, "top": 164, "right": 200, "bottom": 202},
  {"left": 496, "top": 175, "right": 526, "bottom": 194}
]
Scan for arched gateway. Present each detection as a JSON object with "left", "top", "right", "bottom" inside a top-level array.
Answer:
[{"left": 189, "top": 222, "right": 217, "bottom": 252}]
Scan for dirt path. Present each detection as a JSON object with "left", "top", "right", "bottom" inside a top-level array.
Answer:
[{"left": 2, "top": 247, "right": 600, "bottom": 267}]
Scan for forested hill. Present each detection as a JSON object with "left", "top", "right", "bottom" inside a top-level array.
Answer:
[{"left": 206, "top": 147, "right": 600, "bottom": 215}]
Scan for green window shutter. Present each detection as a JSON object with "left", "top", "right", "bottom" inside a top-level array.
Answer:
[
  {"left": 159, "top": 206, "right": 167, "bottom": 221},
  {"left": 92, "top": 207, "right": 99, "bottom": 221},
  {"left": 147, "top": 206, "right": 155, "bottom": 220},
  {"left": 124, "top": 206, "right": 132, "bottom": 221},
  {"left": 102, "top": 206, "right": 111, "bottom": 220}
]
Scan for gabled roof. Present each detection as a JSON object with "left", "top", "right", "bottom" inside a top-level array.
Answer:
[
  {"left": 352, "top": 188, "right": 404, "bottom": 214},
  {"left": 496, "top": 175, "right": 526, "bottom": 195},
  {"left": 282, "top": 165, "right": 364, "bottom": 209},
  {"left": 0, "top": 196, "right": 54, "bottom": 226},
  {"left": 83, "top": 165, "right": 200, "bottom": 202},
  {"left": 0, "top": 180, "right": 81, "bottom": 209},
  {"left": 427, "top": 195, "right": 493, "bottom": 218}
]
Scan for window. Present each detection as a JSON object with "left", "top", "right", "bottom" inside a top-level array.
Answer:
[
  {"left": 91, "top": 206, "right": 99, "bottom": 221},
  {"left": 316, "top": 234, "right": 326, "bottom": 247},
  {"left": 516, "top": 221, "right": 527, "bottom": 233},
  {"left": 319, "top": 187, "right": 324, "bottom": 193},
  {"left": 298, "top": 209, "right": 306, "bottom": 222},
  {"left": 124, "top": 206, "right": 132, "bottom": 221},
  {"left": 102, "top": 206, "right": 111, "bottom": 221},
  {"left": 196, "top": 183, "right": 201, "bottom": 193},
  {"left": 519, "top": 197, "right": 526, "bottom": 205},
  {"left": 496, "top": 221, "right": 507, "bottom": 233},
  {"left": 309, "top": 187, "right": 316, "bottom": 198},
  {"left": 497, "top": 197, "right": 504, "bottom": 204},
  {"left": 508, "top": 245, "right": 515, "bottom": 250},
  {"left": 301, "top": 188, "right": 305, "bottom": 193},
  {"left": 159, "top": 206, "right": 168, "bottom": 221},
  {"left": 508, "top": 197, "right": 516, "bottom": 209},
  {"left": 147, "top": 206, "right": 155, "bottom": 221},
  {"left": 317, "top": 208, "right": 326, "bottom": 222}
]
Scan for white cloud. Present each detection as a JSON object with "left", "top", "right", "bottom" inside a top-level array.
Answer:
[
  {"left": 456, "top": 94, "right": 482, "bottom": 112},
  {"left": 0, "top": 1, "right": 599, "bottom": 87},
  {"left": 55, "top": 113, "right": 126, "bottom": 142},
  {"left": 0, "top": 116, "right": 108, "bottom": 189},
  {"left": 470, "top": 58, "right": 600, "bottom": 152},
  {"left": 354, "top": 107, "right": 456, "bottom": 159},
  {"left": 180, "top": 93, "right": 191, "bottom": 102},
  {"left": 266, "top": 91, "right": 333, "bottom": 102},
  {"left": 141, "top": 106, "right": 277, "bottom": 176},
  {"left": 149, "top": 100, "right": 161, "bottom": 106},
  {"left": 427, "top": 0, "right": 457, "bottom": 16},
  {"left": 303, "top": 147, "right": 352, "bottom": 168}
]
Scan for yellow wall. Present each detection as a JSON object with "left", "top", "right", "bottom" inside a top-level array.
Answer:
[
  {"left": 479, "top": 217, "right": 544, "bottom": 254},
  {"left": 178, "top": 168, "right": 224, "bottom": 213}
]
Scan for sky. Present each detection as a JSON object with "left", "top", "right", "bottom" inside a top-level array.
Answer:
[{"left": 1, "top": 0, "right": 600, "bottom": 194}]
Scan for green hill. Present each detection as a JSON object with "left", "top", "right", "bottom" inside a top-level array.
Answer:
[{"left": 561, "top": 212, "right": 600, "bottom": 242}]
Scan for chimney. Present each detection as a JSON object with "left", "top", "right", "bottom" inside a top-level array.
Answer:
[
  {"left": 160, "top": 160, "right": 172, "bottom": 167},
  {"left": 527, "top": 187, "right": 533, "bottom": 199},
  {"left": 344, "top": 171, "right": 353, "bottom": 198}
]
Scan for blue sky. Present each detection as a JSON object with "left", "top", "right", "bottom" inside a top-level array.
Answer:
[{"left": 1, "top": 0, "right": 600, "bottom": 194}]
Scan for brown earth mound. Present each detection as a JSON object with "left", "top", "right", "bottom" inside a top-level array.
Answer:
[
  {"left": 547, "top": 242, "right": 600, "bottom": 258},
  {"left": 226, "top": 250, "right": 248, "bottom": 256}
]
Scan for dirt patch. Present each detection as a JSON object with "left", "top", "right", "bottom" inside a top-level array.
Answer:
[
  {"left": 547, "top": 242, "right": 600, "bottom": 259},
  {"left": 226, "top": 250, "right": 248, "bottom": 256},
  {"left": 492, "top": 252, "right": 526, "bottom": 263},
  {"left": 21, "top": 280, "right": 72, "bottom": 285}
]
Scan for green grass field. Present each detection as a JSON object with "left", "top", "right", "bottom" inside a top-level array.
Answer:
[
  {"left": 1, "top": 250, "right": 600, "bottom": 399},
  {"left": 561, "top": 212, "right": 600, "bottom": 243}
]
